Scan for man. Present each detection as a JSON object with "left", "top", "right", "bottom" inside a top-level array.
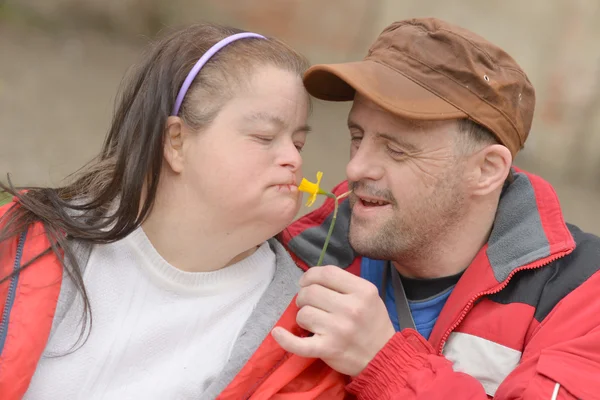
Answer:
[{"left": 273, "top": 18, "right": 600, "bottom": 399}]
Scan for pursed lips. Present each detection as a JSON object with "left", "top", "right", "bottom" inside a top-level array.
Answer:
[{"left": 274, "top": 176, "right": 298, "bottom": 192}]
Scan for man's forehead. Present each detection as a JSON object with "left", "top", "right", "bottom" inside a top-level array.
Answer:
[{"left": 350, "top": 94, "right": 385, "bottom": 114}]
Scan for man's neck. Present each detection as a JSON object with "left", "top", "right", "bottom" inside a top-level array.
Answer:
[{"left": 392, "top": 202, "right": 497, "bottom": 279}]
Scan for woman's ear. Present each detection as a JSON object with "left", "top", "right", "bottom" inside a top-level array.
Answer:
[
  {"left": 467, "top": 144, "right": 512, "bottom": 196},
  {"left": 163, "top": 116, "right": 186, "bottom": 174}
]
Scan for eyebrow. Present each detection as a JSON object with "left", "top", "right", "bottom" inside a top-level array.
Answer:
[
  {"left": 245, "top": 112, "right": 311, "bottom": 134},
  {"left": 347, "top": 119, "right": 421, "bottom": 153}
]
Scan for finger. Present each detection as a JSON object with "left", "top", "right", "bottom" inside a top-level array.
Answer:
[
  {"left": 295, "top": 305, "right": 332, "bottom": 334},
  {"left": 296, "top": 284, "right": 345, "bottom": 313},
  {"left": 271, "top": 327, "right": 323, "bottom": 358},
  {"left": 301, "top": 265, "right": 369, "bottom": 294}
]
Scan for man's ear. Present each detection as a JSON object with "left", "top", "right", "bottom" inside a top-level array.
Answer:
[
  {"left": 467, "top": 144, "right": 512, "bottom": 196},
  {"left": 163, "top": 116, "right": 186, "bottom": 174}
]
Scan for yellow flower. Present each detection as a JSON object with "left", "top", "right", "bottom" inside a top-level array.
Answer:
[{"left": 298, "top": 171, "right": 327, "bottom": 207}]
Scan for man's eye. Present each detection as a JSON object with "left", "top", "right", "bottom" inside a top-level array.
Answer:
[{"left": 387, "top": 146, "right": 404, "bottom": 157}]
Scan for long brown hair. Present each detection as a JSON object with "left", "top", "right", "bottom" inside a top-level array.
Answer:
[{"left": 0, "top": 23, "right": 309, "bottom": 344}]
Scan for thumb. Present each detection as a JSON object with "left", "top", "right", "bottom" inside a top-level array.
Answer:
[{"left": 271, "top": 327, "right": 319, "bottom": 358}]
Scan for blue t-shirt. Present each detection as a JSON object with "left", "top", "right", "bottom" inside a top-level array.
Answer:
[{"left": 360, "top": 257, "right": 454, "bottom": 339}]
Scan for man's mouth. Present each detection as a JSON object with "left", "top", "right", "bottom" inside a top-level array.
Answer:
[
  {"left": 360, "top": 198, "right": 389, "bottom": 207},
  {"left": 355, "top": 194, "right": 392, "bottom": 208}
]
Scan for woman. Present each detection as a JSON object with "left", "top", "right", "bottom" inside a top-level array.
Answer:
[{"left": 0, "top": 24, "right": 347, "bottom": 399}]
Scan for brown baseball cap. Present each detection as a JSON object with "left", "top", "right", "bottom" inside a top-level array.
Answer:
[{"left": 303, "top": 18, "right": 535, "bottom": 156}]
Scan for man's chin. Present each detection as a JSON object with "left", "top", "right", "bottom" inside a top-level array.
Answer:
[
  {"left": 349, "top": 227, "right": 377, "bottom": 255},
  {"left": 349, "top": 240, "right": 387, "bottom": 261},
  {"left": 349, "top": 219, "right": 399, "bottom": 260}
]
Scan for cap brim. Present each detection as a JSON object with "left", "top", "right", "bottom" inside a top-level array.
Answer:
[{"left": 303, "top": 60, "right": 467, "bottom": 120}]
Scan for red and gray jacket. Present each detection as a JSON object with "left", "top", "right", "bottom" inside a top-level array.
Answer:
[{"left": 282, "top": 169, "right": 600, "bottom": 400}]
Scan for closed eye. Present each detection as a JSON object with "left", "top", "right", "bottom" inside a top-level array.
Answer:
[
  {"left": 253, "top": 135, "right": 274, "bottom": 143},
  {"left": 387, "top": 146, "right": 405, "bottom": 158},
  {"left": 350, "top": 135, "right": 363, "bottom": 145}
]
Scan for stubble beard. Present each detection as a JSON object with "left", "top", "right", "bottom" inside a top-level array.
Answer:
[{"left": 348, "top": 175, "right": 467, "bottom": 264}]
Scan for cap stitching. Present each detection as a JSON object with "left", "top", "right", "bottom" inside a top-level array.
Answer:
[
  {"left": 356, "top": 82, "right": 463, "bottom": 116},
  {"left": 401, "top": 22, "right": 528, "bottom": 78},
  {"left": 434, "top": 28, "right": 529, "bottom": 79},
  {"left": 367, "top": 58, "right": 472, "bottom": 117},
  {"left": 437, "top": 28, "right": 497, "bottom": 67},
  {"left": 400, "top": 23, "right": 497, "bottom": 68}
]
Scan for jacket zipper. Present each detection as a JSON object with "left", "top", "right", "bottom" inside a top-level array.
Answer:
[
  {"left": 0, "top": 231, "right": 27, "bottom": 355},
  {"left": 437, "top": 249, "right": 574, "bottom": 355}
]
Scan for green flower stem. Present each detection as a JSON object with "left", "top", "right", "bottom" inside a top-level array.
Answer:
[{"left": 316, "top": 192, "right": 340, "bottom": 267}]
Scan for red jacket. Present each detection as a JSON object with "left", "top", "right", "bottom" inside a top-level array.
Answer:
[
  {"left": 282, "top": 169, "right": 600, "bottom": 400},
  {"left": 0, "top": 200, "right": 349, "bottom": 400}
]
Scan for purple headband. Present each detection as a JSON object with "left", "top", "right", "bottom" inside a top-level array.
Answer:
[{"left": 171, "top": 32, "right": 266, "bottom": 116}]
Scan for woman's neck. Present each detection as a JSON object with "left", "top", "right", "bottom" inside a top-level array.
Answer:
[{"left": 141, "top": 204, "right": 261, "bottom": 273}]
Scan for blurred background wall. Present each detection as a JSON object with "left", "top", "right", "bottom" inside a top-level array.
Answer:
[{"left": 1, "top": 0, "right": 599, "bottom": 233}]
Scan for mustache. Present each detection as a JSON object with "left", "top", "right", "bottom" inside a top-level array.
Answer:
[{"left": 349, "top": 181, "right": 397, "bottom": 205}]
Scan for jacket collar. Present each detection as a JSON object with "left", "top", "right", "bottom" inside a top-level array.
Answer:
[{"left": 485, "top": 169, "right": 575, "bottom": 282}]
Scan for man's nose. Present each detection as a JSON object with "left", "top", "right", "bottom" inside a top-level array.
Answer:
[{"left": 346, "top": 141, "right": 384, "bottom": 182}]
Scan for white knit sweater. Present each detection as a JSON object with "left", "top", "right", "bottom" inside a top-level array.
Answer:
[{"left": 24, "top": 228, "right": 276, "bottom": 400}]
